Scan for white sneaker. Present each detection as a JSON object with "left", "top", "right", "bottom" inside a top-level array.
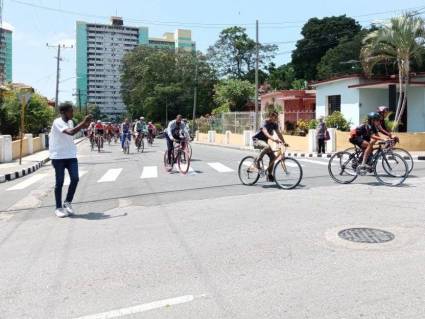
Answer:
[
  {"left": 55, "top": 208, "right": 69, "bottom": 218},
  {"left": 63, "top": 202, "right": 75, "bottom": 215}
]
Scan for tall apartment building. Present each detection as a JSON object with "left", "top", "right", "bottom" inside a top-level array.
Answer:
[
  {"left": 0, "top": 26, "right": 13, "bottom": 83},
  {"left": 76, "top": 17, "right": 195, "bottom": 117}
]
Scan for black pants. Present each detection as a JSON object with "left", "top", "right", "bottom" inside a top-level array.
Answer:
[
  {"left": 317, "top": 138, "right": 326, "bottom": 154},
  {"left": 52, "top": 158, "right": 79, "bottom": 209},
  {"left": 165, "top": 134, "right": 174, "bottom": 164}
]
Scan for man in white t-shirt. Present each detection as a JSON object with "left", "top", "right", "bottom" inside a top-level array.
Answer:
[{"left": 49, "top": 102, "right": 92, "bottom": 218}]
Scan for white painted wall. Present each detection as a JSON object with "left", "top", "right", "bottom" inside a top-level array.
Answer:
[
  {"left": 315, "top": 78, "right": 361, "bottom": 127},
  {"left": 406, "top": 87, "right": 425, "bottom": 132},
  {"left": 358, "top": 88, "right": 388, "bottom": 123}
]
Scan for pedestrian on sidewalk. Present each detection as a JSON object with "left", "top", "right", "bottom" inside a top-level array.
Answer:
[
  {"left": 49, "top": 102, "right": 92, "bottom": 218},
  {"left": 316, "top": 117, "right": 329, "bottom": 154}
]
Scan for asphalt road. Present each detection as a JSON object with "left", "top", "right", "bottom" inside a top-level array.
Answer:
[{"left": 1, "top": 139, "right": 425, "bottom": 318}]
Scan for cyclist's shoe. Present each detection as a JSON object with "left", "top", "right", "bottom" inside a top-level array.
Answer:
[
  {"left": 267, "top": 174, "right": 275, "bottom": 182},
  {"left": 357, "top": 164, "right": 372, "bottom": 176}
]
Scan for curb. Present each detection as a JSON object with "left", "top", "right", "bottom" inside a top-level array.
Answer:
[
  {"left": 194, "top": 141, "right": 425, "bottom": 160},
  {"left": 0, "top": 137, "right": 86, "bottom": 183}
]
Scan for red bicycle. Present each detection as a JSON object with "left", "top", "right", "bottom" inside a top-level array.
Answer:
[{"left": 163, "top": 138, "right": 191, "bottom": 174}]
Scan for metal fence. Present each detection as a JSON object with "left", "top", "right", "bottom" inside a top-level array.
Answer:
[{"left": 195, "top": 112, "right": 259, "bottom": 134}]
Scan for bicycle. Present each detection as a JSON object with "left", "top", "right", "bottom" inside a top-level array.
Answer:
[
  {"left": 95, "top": 134, "right": 103, "bottom": 153},
  {"left": 238, "top": 143, "right": 303, "bottom": 190},
  {"left": 147, "top": 132, "right": 154, "bottom": 146},
  {"left": 135, "top": 133, "right": 144, "bottom": 153},
  {"left": 343, "top": 142, "right": 414, "bottom": 175},
  {"left": 122, "top": 133, "right": 131, "bottom": 154},
  {"left": 89, "top": 133, "right": 95, "bottom": 151},
  {"left": 328, "top": 140, "right": 408, "bottom": 187},
  {"left": 163, "top": 138, "right": 191, "bottom": 175}
]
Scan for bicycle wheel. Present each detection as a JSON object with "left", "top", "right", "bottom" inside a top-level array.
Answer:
[
  {"left": 163, "top": 151, "right": 173, "bottom": 172},
  {"left": 392, "top": 148, "right": 414, "bottom": 174},
  {"left": 177, "top": 149, "right": 190, "bottom": 174},
  {"left": 238, "top": 156, "right": 260, "bottom": 186},
  {"left": 187, "top": 143, "right": 192, "bottom": 159},
  {"left": 273, "top": 157, "right": 303, "bottom": 190},
  {"left": 140, "top": 138, "right": 144, "bottom": 153},
  {"left": 328, "top": 151, "right": 358, "bottom": 184},
  {"left": 97, "top": 138, "right": 101, "bottom": 152},
  {"left": 375, "top": 153, "right": 408, "bottom": 186}
]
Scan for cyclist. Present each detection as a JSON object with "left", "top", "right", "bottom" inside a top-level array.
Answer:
[
  {"left": 147, "top": 121, "right": 156, "bottom": 143},
  {"left": 133, "top": 117, "right": 147, "bottom": 147},
  {"left": 349, "top": 112, "right": 385, "bottom": 170},
  {"left": 377, "top": 106, "right": 399, "bottom": 142},
  {"left": 87, "top": 121, "right": 95, "bottom": 142},
  {"left": 113, "top": 123, "right": 120, "bottom": 142},
  {"left": 120, "top": 118, "right": 132, "bottom": 151},
  {"left": 166, "top": 115, "right": 188, "bottom": 165},
  {"left": 252, "top": 111, "right": 287, "bottom": 182},
  {"left": 94, "top": 120, "right": 104, "bottom": 149}
]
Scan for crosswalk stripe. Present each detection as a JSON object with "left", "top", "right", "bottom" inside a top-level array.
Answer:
[
  {"left": 297, "top": 159, "right": 329, "bottom": 166},
  {"left": 97, "top": 168, "right": 122, "bottom": 183},
  {"left": 141, "top": 166, "right": 158, "bottom": 179},
  {"left": 188, "top": 167, "right": 198, "bottom": 175},
  {"left": 207, "top": 162, "right": 234, "bottom": 173},
  {"left": 7, "top": 173, "right": 48, "bottom": 191},
  {"left": 64, "top": 170, "right": 87, "bottom": 186}
]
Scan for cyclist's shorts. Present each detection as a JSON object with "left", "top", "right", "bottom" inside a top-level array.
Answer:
[
  {"left": 96, "top": 129, "right": 104, "bottom": 135},
  {"left": 253, "top": 139, "right": 270, "bottom": 150},
  {"left": 349, "top": 136, "right": 366, "bottom": 148}
]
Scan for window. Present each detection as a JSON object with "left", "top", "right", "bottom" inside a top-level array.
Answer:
[{"left": 328, "top": 95, "right": 341, "bottom": 115}]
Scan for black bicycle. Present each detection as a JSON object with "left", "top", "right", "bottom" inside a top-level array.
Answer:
[{"left": 328, "top": 140, "right": 409, "bottom": 186}]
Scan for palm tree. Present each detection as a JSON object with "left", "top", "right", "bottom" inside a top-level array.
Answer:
[{"left": 360, "top": 13, "right": 425, "bottom": 131}]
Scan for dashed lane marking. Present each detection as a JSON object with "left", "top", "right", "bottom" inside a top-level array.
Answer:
[
  {"left": 97, "top": 168, "right": 123, "bottom": 183},
  {"left": 6, "top": 174, "right": 48, "bottom": 191},
  {"left": 207, "top": 162, "right": 234, "bottom": 173},
  {"left": 141, "top": 166, "right": 158, "bottom": 179}
]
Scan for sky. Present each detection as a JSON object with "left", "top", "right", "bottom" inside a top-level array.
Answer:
[{"left": 4, "top": 0, "right": 425, "bottom": 103}]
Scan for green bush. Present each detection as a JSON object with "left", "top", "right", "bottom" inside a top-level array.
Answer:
[
  {"left": 325, "top": 111, "right": 351, "bottom": 131},
  {"left": 308, "top": 119, "right": 318, "bottom": 129}
]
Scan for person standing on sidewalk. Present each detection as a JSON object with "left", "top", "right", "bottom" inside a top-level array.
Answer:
[
  {"left": 49, "top": 102, "right": 92, "bottom": 218},
  {"left": 316, "top": 117, "right": 329, "bottom": 154}
]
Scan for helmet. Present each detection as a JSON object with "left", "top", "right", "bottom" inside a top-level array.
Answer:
[
  {"left": 97, "top": 120, "right": 101, "bottom": 123},
  {"left": 140, "top": 117, "right": 144, "bottom": 120},
  {"left": 367, "top": 112, "right": 380, "bottom": 121},
  {"left": 148, "top": 121, "right": 152, "bottom": 125},
  {"left": 377, "top": 106, "right": 389, "bottom": 113}
]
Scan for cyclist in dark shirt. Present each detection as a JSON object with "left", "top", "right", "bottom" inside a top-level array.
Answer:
[
  {"left": 252, "top": 111, "right": 286, "bottom": 181},
  {"left": 349, "top": 112, "right": 385, "bottom": 169},
  {"left": 377, "top": 106, "right": 399, "bottom": 142}
]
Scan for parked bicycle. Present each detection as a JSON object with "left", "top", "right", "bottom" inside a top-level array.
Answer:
[
  {"left": 328, "top": 140, "right": 409, "bottom": 186},
  {"left": 163, "top": 138, "right": 191, "bottom": 175},
  {"left": 238, "top": 143, "right": 303, "bottom": 190}
]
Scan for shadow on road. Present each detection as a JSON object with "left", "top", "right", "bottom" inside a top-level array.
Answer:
[{"left": 70, "top": 212, "right": 128, "bottom": 220}]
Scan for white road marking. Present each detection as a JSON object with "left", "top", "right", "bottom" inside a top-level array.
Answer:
[
  {"left": 97, "top": 168, "right": 122, "bottom": 183},
  {"left": 207, "top": 162, "right": 234, "bottom": 173},
  {"left": 188, "top": 167, "right": 198, "bottom": 175},
  {"left": 74, "top": 295, "right": 196, "bottom": 319},
  {"left": 7, "top": 173, "right": 48, "bottom": 191},
  {"left": 64, "top": 170, "right": 87, "bottom": 186},
  {"left": 298, "top": 159, "right": 329, "bottom": 166},
  {"left": 141, "top": 166, "right": 158, "bottom": 179}
]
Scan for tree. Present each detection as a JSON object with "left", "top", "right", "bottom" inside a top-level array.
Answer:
[
  {"left": 292, "top": 15, "right": 361, "bottom": 80},
  {"left": 361, "top": 14, "right": 425, "bottom": 130},
  {"left": 317, "top": 30, "right": 367, "bottom": 79},
  {"left": 87, "top": 104, "right": 106, "bottom": 121},
  {"left": 267, "top": 63, "right": 297, "bottom": 90},
  {"left": 207, "top": 26, "right": 278, "bottom": 80},
  {"left": 213, "top": 79, "right": 254, "bottom": 112},
  {"left": 0, "top": 90, "right": 54, "bottom": 137},
  {"left": 121, "top": 46, "right": 216, "bottom": 124}
]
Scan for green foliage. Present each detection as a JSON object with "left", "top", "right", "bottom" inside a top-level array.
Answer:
[
  {"left": 0, "top": 91, "right": 54, "bottom": 137},
  {"left": 207, "top": 26, "right": 278, "bottom": 80},
  {"left": 267, "top": 63, "right": 296, "bottom": 90},
  {"left": 296, "top": 119, "right": 309, "bottom": 135},
  {"left": 291, "top": 79, "right": 307, "bottom": 90},
  {"left": 308, "top": 119, "right": 318, "bottom": 129},
  {"left": 211, "top": 104, "right": 230, "bottom": 115},
  {"left": 121, "top": 46, "right": 216, "bottom": 125},
  {"left": 87, "top": 104, "right": 106, "bottom": 121},
  {"left": 213, "top": 79, "right": 254, "bottom": 112},
  {"left": 325, "top": 111, "right": 351, "bottom": 131},
  {"left": 264, "top": 100, "right": 282, "bottom": 114},
  {"left": 292, "top": 15, "right": 362, "bottom": 80},
  {"left": 317, "top": 30, "right": 367, "bottom": 79}
]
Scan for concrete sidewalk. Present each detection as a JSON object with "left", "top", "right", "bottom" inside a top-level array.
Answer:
[
  {"left": 193, "top": 141, "right": 425, "bottom": 160},
  {"left": 0, "top": 137, "right": 86, "bottom": 183}
]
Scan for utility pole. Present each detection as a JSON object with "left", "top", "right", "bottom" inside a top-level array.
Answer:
[
  {"left": 47, "top": 43, "right": 73, "bottom": 109},
  {"left": 254, "top": 19, "right": 259, "bottom": 131},
  {"left": 192, "top": 60, "right": 198, "bottom": 131},
  {"left": 72, "top": 88, "right": 82, "bottom": 113}
]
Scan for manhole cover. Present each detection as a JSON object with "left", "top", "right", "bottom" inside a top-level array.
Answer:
[{"left": 338, "top": 228, "right": 395, "bottom": 243}]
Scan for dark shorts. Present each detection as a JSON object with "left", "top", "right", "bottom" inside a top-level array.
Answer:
[{"left": 349, "top": 136, "right": 368, "bottom": 148}]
